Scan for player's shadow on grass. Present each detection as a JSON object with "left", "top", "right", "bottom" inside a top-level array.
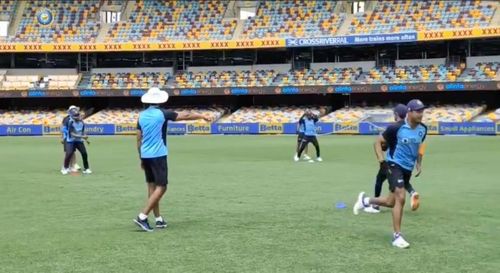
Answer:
[{"left": 129, "top": 219, "right": 205, "bottom": 232}]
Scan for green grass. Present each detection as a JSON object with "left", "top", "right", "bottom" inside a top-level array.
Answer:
[{"left": 0, "top": 135, "right": 499, "bottom": 273}]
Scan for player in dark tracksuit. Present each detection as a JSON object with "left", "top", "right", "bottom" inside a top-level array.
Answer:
[
  {"left": 364, "top": 104, "right": 419, "bottom": 213},
  {"left": 354, "top": 99, "right": 428, "bottom": 248},
  {"left": 294, "top": 113, "right": 311, "bottom": 161}
]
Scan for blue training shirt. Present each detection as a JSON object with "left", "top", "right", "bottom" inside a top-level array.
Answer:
[
  {"left": 61, "top": 115, "right": 70, "bottom": 140},
  {"left": 66, "top": 118, "right": 85, "bottom": 143},
  {"left": 301, "top": 116, "right": 318, "bottom": 136},
  {"left": 297, "top": 114, "right": 305, "bottom": 134},
  {"left": 383, "top": 119, "right": 427, "bottom": 171},
  {"left": 137, "top": 106, "right": 178, "bottom": 159}
]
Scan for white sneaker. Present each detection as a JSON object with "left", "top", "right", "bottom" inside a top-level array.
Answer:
[
  {"left": 364, "top": 206, "right": 380, "bottom": 214},
  {"left": 303, "top": 154, "right": 311, "bottom": 160},
  {"left": 73, "top": 163, "right": 81, "bottom": 170},
  {"left": 316, "top": 157, "right": 323, "bottom": 162},
  {"left": 82, "top": 169, "right": 92, "bottom": 174},
  {"left": 70, "top": 167, "right": 78, "bottom": 172},
  {"left": 353, "top": 192, "right": 366, "bottom": 215},
  {"left": 61, "top": 168, "right": 70, "bottom": 175},
  {"left": 294, "top": 155, "right": 300, "bottom": 162},
  {"left": 392, "top": 234, "right": 410, "bottom": 249},
  {"left": 308, "top": 159, "right": 315, "bottom": 163}
]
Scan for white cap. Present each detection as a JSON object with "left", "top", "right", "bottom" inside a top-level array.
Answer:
[
  {"left": 141, "top": 87, "right": 169, "bottom": 104},
  {"left": 68, "top": 105, "right": 79, "bottom": 111}
]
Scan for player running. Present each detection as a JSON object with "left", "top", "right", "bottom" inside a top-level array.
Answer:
[
  {"left": 353, "top": 99, "right": 428, "bottom": 248},
  {"left": 364, "top": 104, "right": 420, "bottom": 213}
]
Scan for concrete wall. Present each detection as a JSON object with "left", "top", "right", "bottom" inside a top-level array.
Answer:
[
  {"left": 396, "top": 58, "right": 446, "bottom": 67},
  {"left": 7, "top": 68, "right": 77, "bottom": 75},
  {"left": 466, "top": 56, "right": 500, "bottom": 67},
  {"left": 91, "top": 67, "right": 174, "bottom": 74},
  {"left": 311, "top": 61, "right": 375, "bottom": 71},
  {"left": 188, "top": 64, "right": 291, "bottom": 73}
]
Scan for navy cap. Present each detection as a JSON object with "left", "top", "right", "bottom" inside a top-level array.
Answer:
[
  {"left": 407, "top": 99, "right": 426, "bottom": 111},
  {"left": 393, "top": 104, "right": 407, "bottom": 119}
]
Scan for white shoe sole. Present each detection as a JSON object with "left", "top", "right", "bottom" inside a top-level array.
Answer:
[
  {"left": 364, "top": 207, "right": 380, "bottom": 214},
  {"left": 392, "top": 242, "right": 410, "bottom": 249}
]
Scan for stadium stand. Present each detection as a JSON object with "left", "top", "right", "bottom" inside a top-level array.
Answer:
[
  {"left": 458, "top": 62, "right": 500, "bottom": 81},
  {"left": 241, "top": 0, "right": 345, "bottom": 39},
  {"left": 350, "top": 0, "right": 496, "bottom": 34},
  {"left": 84, "top": 72, "right": 170, "bottom": 89},
  {"left": 0, "top": 70, "right": 80, "bottom": 91},
  {"left": 10, "top": 0, "right": 101, "bottom": 43},
  {"left": 74, "top": 62, "right": 498, "bottom": 89},
  {"left": 473, "top": 108, "right": 500, "bottom": 122},
  {"left": 363, "top": 64, "right": 463, "bottom": 84},
  {"left": 0, "top": 70, "right": 6, "bottom": 88},
  {"left": 84, "top": 107, "right": 227, "bottom": 124},
  {"left": 423, "top": 104, "right": 486, "bottom": 122},
  {"left": 320, "top": 106, "right": 396, "bottom": 123},
  {"left": 174, "top": 70, "right": 278, "bottom": 88},
  {"left": 0, "top": 109, "right": 68, "bottom": 125},
  {"left": 104, "top": 0, "right": 236, "bottom": 42},
  {"left": 0, "top": 0, "right": 16, "bottom": 20},
  {"left": 218, "top": 106, "right": 329, "bottom": 123},
  {"left": 276, "top": 68, "right": 363, "bottom": 86},
  {"left": 320, "top": 104, "right": 487, "bottom": 123}
]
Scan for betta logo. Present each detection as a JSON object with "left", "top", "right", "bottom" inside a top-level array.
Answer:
[{"left": 37, "top": 9, "right": 53, "bottom": 26}]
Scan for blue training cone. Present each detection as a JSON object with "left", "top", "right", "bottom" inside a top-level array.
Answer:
[{"left": 335, "top": 202, "right": 347, "bottom": 209}]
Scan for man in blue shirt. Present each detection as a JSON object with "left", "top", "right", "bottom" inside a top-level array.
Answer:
[
  {"left": 62, "top": 108, "right": 91, "bottom": 175},
  {"left": 60, "top": 105, "right": 81, "bottom": 173},
  {"left": 364, "top": 104, "right": 419, "bottom": 213},
  {"left": 134, "top": 87, "right": 211, "bottom": 232},
  {"left": 353, "top": 99, "right": 428, "bottom": 248},
  {"left": 295, "top": 110, "right": 322, "bottom": 162},
  {"left": 294, "top": 111, "right": 311, "bottom": 161}
]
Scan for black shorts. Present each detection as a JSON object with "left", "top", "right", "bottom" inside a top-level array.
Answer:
[
  {"left": 378, "top": 161, "right": 389, "bottom": 178},
  {"left": 387, "top": 162, "right": 412, "bottom": 193},
  {"left": 302, "top": 135, "right": 317, "bottom": 143},
  {"left": 297, "top": 132, "right": 305, "bottom": 143},
  {"left": 142, "top": 156, "right": 168, "bottom": 187}
]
